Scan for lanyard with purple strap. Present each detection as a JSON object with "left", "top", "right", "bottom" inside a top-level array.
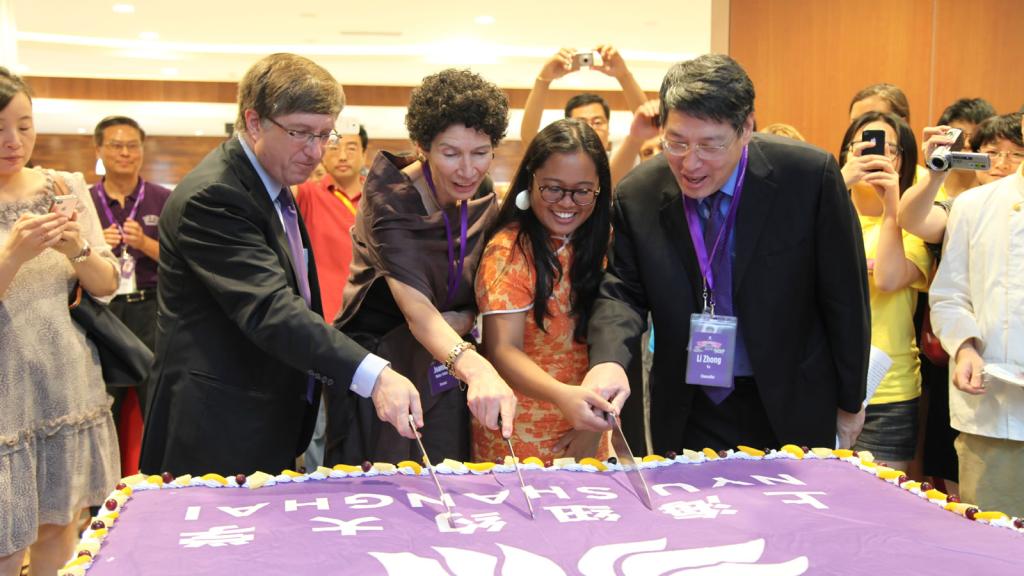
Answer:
[
  {"left": 422, "top": 161, "right": 469, "bottom": 309},
  {"left": 96, "top": 179, "right": 146, "bottom": 279}
]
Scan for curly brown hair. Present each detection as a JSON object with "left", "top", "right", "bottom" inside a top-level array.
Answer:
[{"left": 406, "top": 69, "right": 509, "bottom": 150}]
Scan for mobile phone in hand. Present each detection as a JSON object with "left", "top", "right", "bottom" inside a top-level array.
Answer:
[
  {"left": 50, "top": 194, "right": 78, "bottom": 218},
  {"left": 861, "top": 129, "right": 886, "bottom": 157}
]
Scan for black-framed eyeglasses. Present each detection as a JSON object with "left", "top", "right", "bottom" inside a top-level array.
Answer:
[
  {"left": 537, "top": 184, "right": 600, "bottom": 206},
  {"left": 265, "top": 116, "right": 340, "bottom": 147}
]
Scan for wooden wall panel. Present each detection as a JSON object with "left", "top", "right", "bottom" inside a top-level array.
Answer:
[
  {"left": 729, "top": 0, "right": 934, "bottom": 155},
  {"left": 931, "top": 0, "right": 1024, "bottom": 117},
  {"left": 25, "top": 76, "right": 656, "bottom": 111},
  {"left": 29, "top": 135, "right": 525, "bottom": 188}
]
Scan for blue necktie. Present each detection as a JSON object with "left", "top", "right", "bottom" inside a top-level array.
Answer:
[{"left": 702, "top": 191, "right": 734, "bottom": 404}]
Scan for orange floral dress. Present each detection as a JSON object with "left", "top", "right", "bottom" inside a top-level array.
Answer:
[{"left": 471, "top": 224, "right": 609, "bottom": 462}]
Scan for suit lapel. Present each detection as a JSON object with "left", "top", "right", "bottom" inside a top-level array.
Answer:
[
  {"left": 733, "top": 139, "right": 776, "bottom": 293},
  {"left": 658, "top": 182, "right": 704, "bottom": 310},
  {"left": 224, "top": 138, "right": 300, "bottom": 290}
]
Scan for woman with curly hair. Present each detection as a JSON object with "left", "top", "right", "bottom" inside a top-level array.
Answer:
[
  {"left": 472, "top": 119, "right": 616, "bottom": 462},
  {"left": 325, "top": 69, "right": 516, "bottom": 464}
]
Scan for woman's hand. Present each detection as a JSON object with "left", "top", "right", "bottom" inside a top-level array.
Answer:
[
  {"left": 538, "top": 48, "right": 575, "bottom": 82},
  {"left": 454, "top": 349, "right": 517, "bottom": 438},
  {"left": 554, "top": 428, "right": 604, "bottom": 460},
  {"left": 859, "top": 158, "right": 900, "bottom": 211},
  {"left": 921, "top": 125, "right": 958, "bottom": 173},
  {"left": 53, "top": 210, "right": 86, "bottom": 259},
  {"left": 842, "top": 140, "right": 892, "bottom": 188},
  {"left": 1, "top": 212, "right": 68, "bottom": 265}
]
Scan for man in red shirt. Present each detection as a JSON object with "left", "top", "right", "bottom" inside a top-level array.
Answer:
[
  {"left": 295, "top": 123, "right": 367, "bottom": 469},
  {"left": 294, "top": 124, "right": 367, "bottom": 322}
]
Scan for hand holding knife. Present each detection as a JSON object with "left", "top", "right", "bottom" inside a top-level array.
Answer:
[
  {"left": 498, "top": 415, "right": 535, "bottom": 519},
  {"left": 408, "top": 414, "right": 457, "bottom": 528},
  {"left": 606, "top": 411, "right": 654, "bottom": 510}
]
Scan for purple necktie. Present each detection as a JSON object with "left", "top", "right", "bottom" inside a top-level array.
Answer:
[
  {"left": 277, "top": 188, "right": 315, "bottom": 403},
  {"left": 702, "top": 191, "right": 734, "bottom": 404}
]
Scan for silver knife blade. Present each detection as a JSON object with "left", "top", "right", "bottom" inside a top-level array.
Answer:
[
  {"left": 409, "top": 415, "right": 457, "bottom": 528},
  {"left": 498, "top": 417, "right": 535, "bottom": 519},
  {"left": 607, "top": 412, "right": 654, "bottom": 510}
]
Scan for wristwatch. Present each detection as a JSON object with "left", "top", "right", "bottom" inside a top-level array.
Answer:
[{"left": 70, "top": 240, "right": 91, "bottom": 264}]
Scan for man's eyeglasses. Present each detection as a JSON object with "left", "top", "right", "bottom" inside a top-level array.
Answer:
[
  {"left": 265, "top": 116, "right": 339, "bottom": 147},
  {"left": 537, "top": 184, "right": 600, "bottom": 206},
  {"left": 981, "top": 149, "right": 1024, "bottom": 164},
  {"left": 661, "top": 135, "right": 736, "bottom": 161},
  {"left": 103, "top": 141, "right": 142, "bottom": 152}
]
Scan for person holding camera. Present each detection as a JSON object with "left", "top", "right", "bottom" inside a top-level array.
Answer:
[
  {"left": 0, "top": 68, "right": 120, "bottom": 576},
  {"left": 519, "top": 45, "right": 650, "bottom": 185},
  {"left": 839, "top": 111, "right": 930, "bottom": 474}
]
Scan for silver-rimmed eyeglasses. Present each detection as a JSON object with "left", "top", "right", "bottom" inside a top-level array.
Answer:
[
  {"left": 265, "top": 116, "right": 340, "bottom": 147},
  {"left": 661, "top": 134, "right": 736, "bottom": 161}
]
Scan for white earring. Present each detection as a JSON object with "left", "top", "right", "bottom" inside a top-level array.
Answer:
[{"left": 514, "top": 189, "right": 530, "bottom": 210}]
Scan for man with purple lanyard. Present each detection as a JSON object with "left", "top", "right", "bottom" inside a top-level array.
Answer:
[
  {"left": 582, "top": 54, "right": 871, "bottom": 454},
  {"left": 90, "top": 115, "right": 171, "bottom": 417}
]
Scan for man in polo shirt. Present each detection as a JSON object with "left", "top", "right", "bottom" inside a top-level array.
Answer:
[
  {"left": 89, "top": 115, "right": 171, "bottom": 447},
  {"left": 294, "top": 123, "right": 367, "bottom": 322},
  {"left": 293, "top": 123, "right": 368, "bottom": 469}
]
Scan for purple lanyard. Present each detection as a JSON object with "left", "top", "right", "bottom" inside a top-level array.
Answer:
[
  {"left": 681, "top": 146, "right": 748, "bottom": 299},
  {"left": 96, "top": 179, "right": 146, "bottom": 254},
  {"left": 422, "top": 162, "right": 469, "bottom": 308}
]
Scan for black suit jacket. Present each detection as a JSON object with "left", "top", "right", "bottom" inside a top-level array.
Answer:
[
  {"left": 589, "top": 134, "right": 870, "bottom": 453},
  {"left": 140, "top": 138, "right": 370, "bottom": 476}
]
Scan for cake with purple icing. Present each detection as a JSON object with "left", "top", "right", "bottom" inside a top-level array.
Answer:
[{"left": 60, "top": 446, "right": 1023, "bottom": 575}]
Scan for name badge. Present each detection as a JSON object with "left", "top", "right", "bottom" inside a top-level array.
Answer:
[
  {"left": 428, "top": 361, "right": 459, "bottom": 396},
  {"left": 685, "top": 313, "right": 737, "bottom": 388},
  {"left": 116, "top": 252, "right": 137, "bottom": 295}
]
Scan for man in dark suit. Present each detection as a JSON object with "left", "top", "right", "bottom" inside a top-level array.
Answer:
[
  {"left": 582, "top": 54, "right": 870, "bottom": 454},
  {"left": 140, "top": 53, "right": 422, "bottom": 476}
]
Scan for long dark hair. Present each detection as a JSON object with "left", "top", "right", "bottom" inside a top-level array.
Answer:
[
  {"left": 839, "top": 111, "right": 918, "bottom": 194},
  {"left": 491, "top": 119, "right": 611, "bottom": 342}
]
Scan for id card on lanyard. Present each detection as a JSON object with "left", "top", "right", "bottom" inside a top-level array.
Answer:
[
  {"left": 423, "top": 161, "right": 470, "bottom": 394},
  {"left": 683, "top": 147, "right": 748, "bottom": 388},
  {"left": 96, "top": 180, "right": 145, "bottom": 295}
]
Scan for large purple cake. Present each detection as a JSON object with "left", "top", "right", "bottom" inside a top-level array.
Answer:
[{"left": 60, "top": 448, "right": 1023, "bottom": 575}]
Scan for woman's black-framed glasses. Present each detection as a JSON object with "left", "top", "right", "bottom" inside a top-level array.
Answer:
[{"left": 537, "top": 184, "right": 600, "bottom": 206}]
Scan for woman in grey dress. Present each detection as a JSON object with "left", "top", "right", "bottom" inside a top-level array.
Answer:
[{"left": 0, "top": 68, "right": 120, "bottom": 575}]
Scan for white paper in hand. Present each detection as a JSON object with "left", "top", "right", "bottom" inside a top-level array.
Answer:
[
  {"left": 982, "top": 363, "right": 1024, "bottom": 388},
  {"left": 865, "top": 346, "right": 893, "bottom": 407}
]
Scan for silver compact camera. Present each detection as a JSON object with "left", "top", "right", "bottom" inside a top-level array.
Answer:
[{"left": 927, "top": 128, "right": 991, "bottom": 171}]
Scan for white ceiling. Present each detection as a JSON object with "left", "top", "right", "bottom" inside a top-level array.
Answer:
[{"left": 8, "top": 0, "right": 715, "bottom": 137}]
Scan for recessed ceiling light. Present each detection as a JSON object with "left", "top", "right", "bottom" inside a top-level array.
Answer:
[
  {"left": 139, "top": 31, "right": 159, "bottom": 41},
  {"left": 112, "top": 3, "right": 135, "bottom": 14},
  {"left": 77, "top": 128, "right": 87, "bottom": 134},
  {"left": 474, "top": 15, "right": 495, "bottom": 25},
  {"left": 194, "top": 130, "right": 205, "bottom": 136},
  {"left": 160, "top": 67, "right": 178, "bottom": 76}
]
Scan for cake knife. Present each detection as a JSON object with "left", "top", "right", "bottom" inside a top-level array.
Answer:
[
  {"left": 607, "top": 411, "right": 654, "bottom": 510},
  {"left": 409, "top": 414, "right": 457, "bottom": 528},
  {"left": 498, "top": 415, "right": 535, "bottom": 519}
]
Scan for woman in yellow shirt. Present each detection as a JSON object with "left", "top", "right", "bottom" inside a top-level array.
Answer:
[{"left": 840, "top": 111, "right": 932, "bottom": 472}]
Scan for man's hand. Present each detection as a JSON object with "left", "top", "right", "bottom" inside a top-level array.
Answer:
[
  {"left": 836, "top": 407, "right": 866, "bottom": 449},
  {"left": 103, "top": 223, "right": 123, "bottom": 248},
  {"left": 953, "top": 341, "right": 986, "bottom": 395},
  {"left": 553, "top": 385, "right": 615, "bottom": 432},
  {"left": 628, "top": 100, "right": 661, "bottom": 142},
  {"left": 122, "top": 219, "right": 148, "bottom": 250},
  {"left": 370, "top": 367, "right": 422, "bottom": 439},
  {"left": 580, "top": 362, "right": 631, "bottom": 416}
]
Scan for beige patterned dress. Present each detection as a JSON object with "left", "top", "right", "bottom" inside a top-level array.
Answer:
[{"left": 0, "top": 169, "right": 119, "bottom": 555}]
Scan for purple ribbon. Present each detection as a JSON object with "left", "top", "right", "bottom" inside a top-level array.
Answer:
[
  {"left": 681, "top": 146, "right": 749, "bottom": 313},
  {"left": 422, "top": 161, "right": 469, "bottom": 308}
]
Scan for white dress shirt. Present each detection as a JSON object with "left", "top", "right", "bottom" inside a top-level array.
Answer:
[{"left": 930, "top": 166, "right": 1024, "bottom": 441}]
